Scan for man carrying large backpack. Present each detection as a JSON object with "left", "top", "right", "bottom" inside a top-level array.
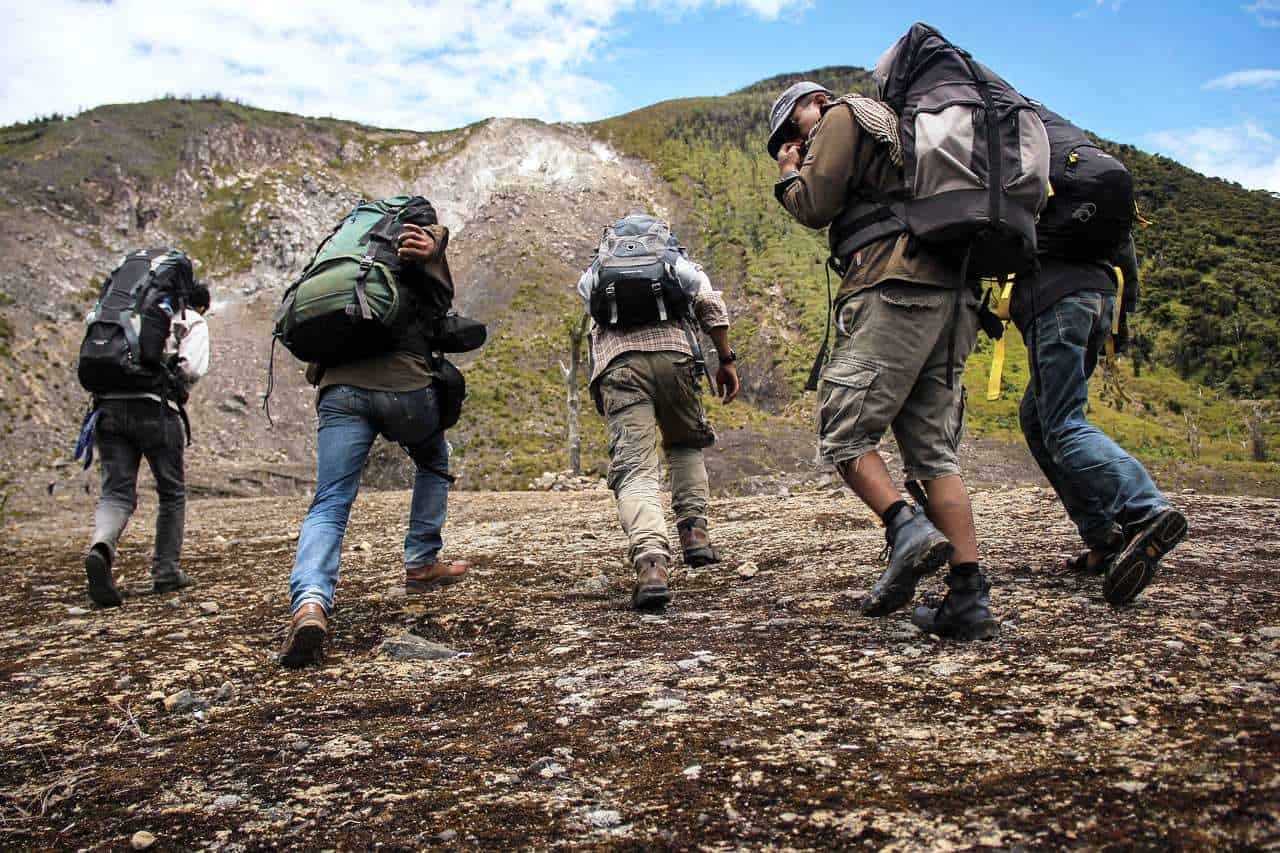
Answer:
[
  {"left": 1014, "top": 103, "right": 1187, "bottom": 606},
  {"left": 276, "top": 197, "right": 476, "bottom": 668},
  {"left": 577, "top": 214, "right": 740, "bottom": 610},
  {"left": 768, "top": 24, "right": 1050, "bottom": 640},
  {"left": 77, "top": 249, "right": 211, "bottom": 607}
]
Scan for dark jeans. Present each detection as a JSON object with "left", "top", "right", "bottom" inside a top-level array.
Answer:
[
  {"left": 288, "top": 384, "right": 449, "bottom": 614},
  {"left": 1019, "top": 290, "right": 1169, "bottom": 548},
  {"left": 90, "top": 398, "right": 186, "bottom": 581}
]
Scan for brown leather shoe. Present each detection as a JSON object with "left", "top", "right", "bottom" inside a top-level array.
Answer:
[
  {"left": 278, "top": 603, "right": 327, "bottom": 668},
  {"left": 406, "top": 560, "right": 470, "bottom": 593},
  {"left": 632, "top": 554, "right": 673, "bottom": 611},
  {"left": 678, "top": 517, "right": 720, "bottom": 567}
]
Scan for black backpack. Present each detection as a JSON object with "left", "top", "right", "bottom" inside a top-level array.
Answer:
[
  {"left": 78, "top": 248, "right": 195, "bottom": 402},
  {"left": 587, "top": 215, "right": 691, "bottom": 329},
  {"left": 832, "top": 23, "right": 1051, "bottom": 279},
  {"left": 1032, "top": 102, "right": 1135, "bottom": 261}
]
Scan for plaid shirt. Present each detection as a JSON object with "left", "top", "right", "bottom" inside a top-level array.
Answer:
[{"left": 578, "top": 259, "right": 730, "bottom": 384}]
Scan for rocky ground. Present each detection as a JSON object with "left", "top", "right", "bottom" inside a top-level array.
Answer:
[{"left": 2, "top": 485, "right": 1278, "bottom": 849}]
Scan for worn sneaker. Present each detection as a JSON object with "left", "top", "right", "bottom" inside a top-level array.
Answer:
[
  {"left": 678, "top": 517, "right": 720, "bottom": 568},
  {"left": 632, "top": 554, "right": 673, "bottom": 611},
  {"left": 912, "top": 570, "right": 1000, "bottom": 641},
  {"left": 1104, "top": 508, "right": 1188, "bottom": 607},
  {"left": 85, "top": 543, "right": 123, "bottom": 608},
  {"left": 153, "top": 568, "right": 194, "bottom": 595},
  {"left": 861, "top": 506, "right": 953, "bottom": 617},
  {"left": 278, "top": 603, "right": 328, "bottom": 668}
]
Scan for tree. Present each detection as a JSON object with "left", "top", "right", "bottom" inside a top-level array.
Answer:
[{"left": 560, "top": 313, "right": 590, "bottom": 475}]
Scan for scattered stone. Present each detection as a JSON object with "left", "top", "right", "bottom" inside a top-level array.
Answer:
[
  {"left": 736, "top": 561, "right": 760, "bottom": 579},
  {"left": 163, "top": 689, "right": 197, "bottom": 713},
  {"left": 198, "top": 601, "right": 220, "bottom": 616},
  {"left": 378, "top": 631, "right": 466, "bottom": 661},
  {"left": 214, "top": 681, "right": 235, "bottom": 703},
  {"left": 584, "top": 808, "right": 622, "bottom": 828},
  {"left": 1258, "top": 626, "right": 1280, "bottom": 640},
  {"left": 1113, "top": 780, "right": 1148, "bottom": 793},
  {"left": 212, "top": 794, "right": 241, "bottom": 809},
  {"left": 66, "top": 606, "right": 91, "bottom": 617},
  {"left": 130, "top": 830, "right": 157, "bottom": 850}
]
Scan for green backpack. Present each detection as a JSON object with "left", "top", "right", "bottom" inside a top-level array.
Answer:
[{"left": 273, "top": 196, "right": 449, "bottom": 366}]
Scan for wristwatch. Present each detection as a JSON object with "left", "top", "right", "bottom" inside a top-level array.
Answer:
[{"left": 718, "top": 348, "right": 737, "bottom": 364}]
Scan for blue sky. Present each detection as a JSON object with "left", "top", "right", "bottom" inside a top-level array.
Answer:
[{"left": 3, "top": 0, "right": 1278, "bottom": 189}]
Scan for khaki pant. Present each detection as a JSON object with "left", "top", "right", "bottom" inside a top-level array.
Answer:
[
  {"left": 819, "top": 282, "right": 980, "bottom": 481},
  {"left": 595, "top": 351, "right": 716, "bottom": 564}
]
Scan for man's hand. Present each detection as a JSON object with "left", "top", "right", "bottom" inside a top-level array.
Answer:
[
  {"left": 397, "top": 223, "right": 437, "bottom": 264},
  {"left": 715, "top": 362, "right": 740, "bottom": 405},
  {"left": 777, "top": 141, "right": 803, "bottom": 175}
]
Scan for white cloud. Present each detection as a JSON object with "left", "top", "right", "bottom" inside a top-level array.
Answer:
[
  {"left": 1145, "top": 121, "right": 1280, "bottom": 192},
  {"left": 1243, "top": 0, "right": 1280, "bottom": 27},
  {"left": 1204, "top": 69, "right": 1280, "bottom": 90},
  {"left": 0, "top": 0, "right": 808, "bottom": 130}
]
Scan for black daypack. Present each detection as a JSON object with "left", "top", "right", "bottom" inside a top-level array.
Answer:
[
  {"left": 830, "top": 22, "right": 1050, "bottom": 279},
  {"left": 78, "top": 248, "right": 195, "bottom": 402},
  {"left": 587, "top": 215, "right": 691, "bottom": 329},
  {"left": 1032, "top": 102, "right": 1135, "bottom": 261}
]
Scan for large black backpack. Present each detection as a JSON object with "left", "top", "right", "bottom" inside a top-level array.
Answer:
[
  {"left": 78, "top": 248, "right": 194, "bottom": 402},
  {"left": 587, "top": 215, "right": 691, "bottom": 329},
  {"left": 1032, "top": 102, "right": 1135, "bottom": 261},
  {"left": 832, "top": 23, "right": 1050, "bottom": 279}
]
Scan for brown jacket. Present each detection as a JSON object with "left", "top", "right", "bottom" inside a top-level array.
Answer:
[
  {"left": 775, "top": 103, "right": 958, "bottom": 302},
  {"left": 310, "top": 223, "right": 452, "bottom": 392}
]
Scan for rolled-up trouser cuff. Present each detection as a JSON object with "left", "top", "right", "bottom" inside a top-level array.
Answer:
[
  {"left": 291, "top": 588, "right": 333, "bottom": 616},
  {"left": 825, "top": 442, "right": 882, "bottom": 475},
  {"left": 901, "top": 461, "right": 963, "bottom": 483}
]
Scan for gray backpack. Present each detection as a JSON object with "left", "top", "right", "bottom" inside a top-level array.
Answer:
[
  {"left": 828, "top": 22, "right": 1050, "bottom": 279},
  {"left": 587, "top": 215, "right": 695, "bottom": 329}
]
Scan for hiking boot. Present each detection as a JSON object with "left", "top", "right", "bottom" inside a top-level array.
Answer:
[
  {"left": 1104, "top": 508, "right": 1188, "bottom": 607},
  {"left": 153, "top": 568, "right": 193, "bottom": 595},
  {"left": 860, "top": 506, "right": 953, "bottom": 617},
  {"left": 84, "top": 543, "right": 122, "bottom": 608},
  {"left": 912, "top": 569, "right": 1000, "bottom": 641},
  {"left": 278, "top": 603, "right": 328, "bottom": 668},
  {"left": 678, "top": 518, "right": 720, "bottom": 568},
  {"left": 406, "top": 560, "right": 470, "bottom": 593},
  {"left": 632, "top": 554, "right": 673, "bottom": 611}
]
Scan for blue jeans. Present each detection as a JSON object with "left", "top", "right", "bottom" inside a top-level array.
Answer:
[
  {"left": 288, "top": 384, "right": 450, "bottom": 614},
  {"left": 1019, "top": 291, "right": 1169, "bottom": 548}
]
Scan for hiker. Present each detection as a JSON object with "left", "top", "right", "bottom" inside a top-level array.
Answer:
[
  {"left": 276, "top": 197, "right": 483, "bottom": 667},
  {"left": 77, "top": 250, "right": 210, "bottom": 607},
  {"left": 767, "top": 26, "right": 1050, "bottom": 640},
  {"left": 577, "top": 214, "right": 740, "bottom": 610},
  {"left": 1014, "top": 103, "right": 1187, "bottom": 604}
]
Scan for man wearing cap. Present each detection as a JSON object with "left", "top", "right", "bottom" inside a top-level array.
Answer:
[{"left": 767, "top": 82, "right": 997, "bottom": 641}]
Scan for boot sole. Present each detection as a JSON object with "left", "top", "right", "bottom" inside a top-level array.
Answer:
[
  {"left": 632, "top": 585, "right": 672, "bottom": 611},
  {"left": 1104, "top": 509, "right": 1188, "bottom": 607},
  {"left": 85, "top": 550, "right": 122, "bottom": 608},
  {"left": 934, "top": 618, "right": 1001, "bottom": 642},
  {"left": 279, "top": 623, "right": 326, "bottom": 669},
  {"left": 682, "top": 548, "right": 720, "bottom": 568},
  {"left": 861, "top": 540, "right": 953, "bottom": 617}
]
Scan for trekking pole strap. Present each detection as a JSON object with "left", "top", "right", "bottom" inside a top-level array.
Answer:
[{"left": 804, "top": 261, "right": 836, "bottom": 393}]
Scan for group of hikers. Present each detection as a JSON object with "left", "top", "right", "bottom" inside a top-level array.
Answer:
[{"left": 73, "top": 23, "right": 1187, "bottom": 667}]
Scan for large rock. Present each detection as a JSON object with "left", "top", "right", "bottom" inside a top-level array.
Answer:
[{"left": 378, "top": 632, "right": 465, "bottom": 662}]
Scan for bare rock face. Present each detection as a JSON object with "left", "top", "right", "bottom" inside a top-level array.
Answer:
[{"left": 2, "top": 487, "right": 1277, "bottom": 849}]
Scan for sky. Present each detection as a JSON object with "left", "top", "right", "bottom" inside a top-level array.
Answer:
[{"left": 2, "top": 1, "right": 1278, "bottom": 190}]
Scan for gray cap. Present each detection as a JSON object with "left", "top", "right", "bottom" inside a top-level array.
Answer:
[{"left": 767, "top": 81, "right": 832, "bottom": 159}]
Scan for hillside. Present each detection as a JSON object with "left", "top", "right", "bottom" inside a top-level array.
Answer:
[{"left": 0, "top": 69, "right": 1277, "bottom": 517}]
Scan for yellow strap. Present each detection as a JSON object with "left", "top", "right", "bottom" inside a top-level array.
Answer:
[
  {"left": 987, "top": 333, "right": 1008, "bottom": 401},
  {"left": 1111, "top": 265, "right": 1125, "bottom": 336}
]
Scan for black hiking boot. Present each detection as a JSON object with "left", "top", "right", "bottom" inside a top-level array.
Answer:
[
  {"left": 678, "top": 518, "right": 720, "bottom": 568},
  {"left": 632, "top": 555, "right": 673, "bottom": 611},
  {"left": 912, "top": 570, "right": 1000, "bottom": 641},
  {"left": 860, "top": 506, "right": 953, "bottom": 617},
  {"left": 153, "top": 568, "right": 194, "bottom": 595},
  {"left": 85, "top": 543, "right": 123, "bottom": 608},
  {"left": 1104, "top": 508, "right": 1188, "bottom": 607}
]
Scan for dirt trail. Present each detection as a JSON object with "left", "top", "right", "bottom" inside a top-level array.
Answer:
[{"left": 2, "top": 486, "right": 1277, "bottom": 849}]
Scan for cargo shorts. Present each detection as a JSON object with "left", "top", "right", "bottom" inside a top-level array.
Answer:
[{"left": 817, "top": 281, "right": 980, "bottom": 482}]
